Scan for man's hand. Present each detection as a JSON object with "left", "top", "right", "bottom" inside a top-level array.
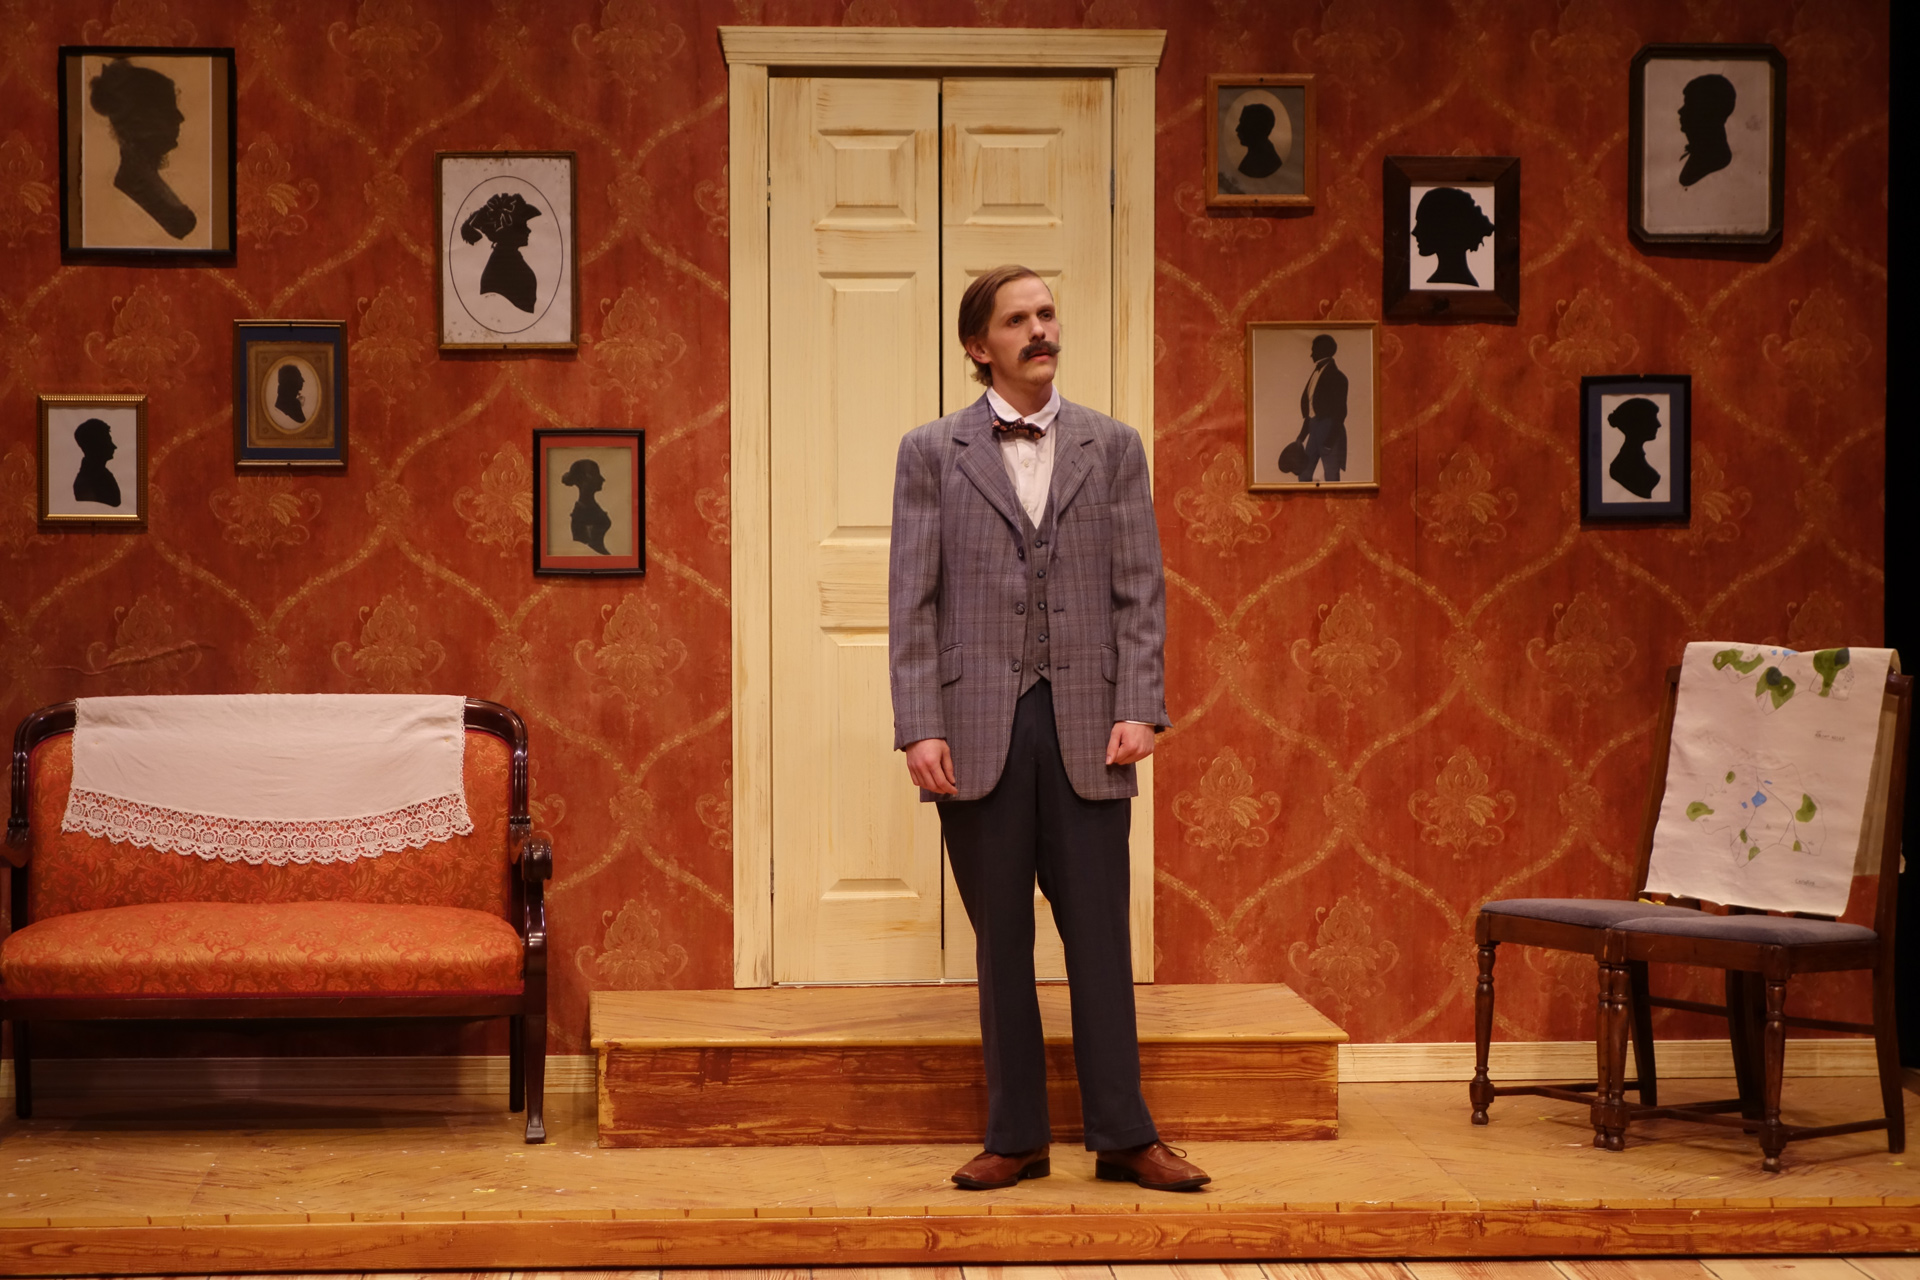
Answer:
[
  {"left": 905, "top": 738, "right": 958, "bottom": 794},
  {"left": 1106, "top": 721, "right": 1155, "bottom": 766}
]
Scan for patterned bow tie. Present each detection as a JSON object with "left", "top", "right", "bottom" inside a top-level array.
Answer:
[{"left": 992, "top": 415, "right": 1045, "bottom": 442}]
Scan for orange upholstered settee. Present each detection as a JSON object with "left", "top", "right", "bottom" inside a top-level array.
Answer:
[{"left": 1, "top": 699, "right": 552, "bottom": 1142}]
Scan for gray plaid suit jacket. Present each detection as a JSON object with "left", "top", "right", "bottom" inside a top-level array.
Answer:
[{"left": 889, "top": 393, "right": 1169, "bottom": 802}]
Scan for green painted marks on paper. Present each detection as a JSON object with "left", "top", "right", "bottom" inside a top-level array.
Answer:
[
  {"left": 1795, "top": 794, "right": 1817, "bottom": 822},
  {"left": 1714, "top": 648, "right": 1766, "bottom": 674},
  {"left": 1811, "top": 647, "right": 1851, "bottom": 696},
  {"left": 1757, "top": 666, "right": 1797, "bottom": 709},
  {"left": 1686, "top": 801, "right": 1715, "bottom": 821}
]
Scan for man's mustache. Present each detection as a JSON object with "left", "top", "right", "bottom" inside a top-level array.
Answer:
[{"left": 1021, "top": 339, "right": 1061, "bottom": 361}]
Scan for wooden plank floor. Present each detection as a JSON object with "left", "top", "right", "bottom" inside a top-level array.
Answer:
[
  {"left": 1, "top": 1078, "right": 1916, "bottom": 1271},
  {"left": 69, "top": 1263, "right": 1920, "bottom": 1280}
]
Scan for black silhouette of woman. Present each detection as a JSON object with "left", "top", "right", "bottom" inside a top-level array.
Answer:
[
  {"left": 1606, "top": 397, "right": 1663, "bottom": 500},
  {"left": 88, "top": 58, "right": 196, "bottom": 241},
  {"left": 459, "top": 192, "right": 542, "bottom": 314},
  {"left": 1411, "top": 187, "right": 1496, "bottom": 286},
  {"left": 561, "top": 458, "right": 612, "bottom": 555},
  {"left": 274, "top": 364, "right": 308, "bottom": 426},
  {"left": 1234, "top": 103, "right": 1283, "bottom": 179},
  {"left": 1677, "top": 73, "right": 1736, "bottom": 188},
  {"left": 72, "top": 418, "right": 122, "bottom": 508}
]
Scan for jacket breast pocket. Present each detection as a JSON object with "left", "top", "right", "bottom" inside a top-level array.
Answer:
[
  {"left": 1100, "top": 644, "right": 1118, "bottom": 683},
  {"left": 939, "top": 643, "right": 964, "bottom": 686},
  {"left": 1065, "top": 500, "right": 1113, "bottom": 524}
]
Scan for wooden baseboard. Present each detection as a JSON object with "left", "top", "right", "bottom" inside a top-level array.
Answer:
[
  {"left": 1340, "top": 1039, "right": 1884, "bottom": 1082},
  {"left": 0, "top": 1041, "right": 1896, "bottom": 1101}
]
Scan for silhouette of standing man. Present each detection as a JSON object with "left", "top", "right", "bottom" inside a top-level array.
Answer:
[
  {"left": 1289, "top": 334, "right": 1348, "bottom": 483},
  {"left": 72, "top": 418, "right": 122, "bottom": 507}
]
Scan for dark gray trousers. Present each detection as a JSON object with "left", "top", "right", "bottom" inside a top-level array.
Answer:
[{"left": 937, "top": 681, "right": 1159, "bottom": 1153}]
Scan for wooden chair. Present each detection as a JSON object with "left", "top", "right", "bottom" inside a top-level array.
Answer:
[
  {"left": 1594, "top": 667, "right": 1912, "bottom": 1170},
  {"left": 1470, "top": 666, "right": 1744, "bottom": 1141}
]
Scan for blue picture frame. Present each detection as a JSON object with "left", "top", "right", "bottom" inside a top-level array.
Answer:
[
  {"left": 1580, "top": 374, "right": 1691, "bottom": 524},
  {"left": 233, "top": 320, "right": 347, "bottom": 470}
]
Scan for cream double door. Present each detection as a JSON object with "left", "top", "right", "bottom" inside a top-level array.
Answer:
[{"left": 767, "top": 74, "right": 1116, "bottom": 984}]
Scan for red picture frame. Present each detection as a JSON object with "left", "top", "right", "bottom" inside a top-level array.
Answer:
[{"left": 532, "top": 429, "right": 644, "bottom": 576}]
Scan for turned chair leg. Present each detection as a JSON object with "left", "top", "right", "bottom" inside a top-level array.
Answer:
[
  {"left": 523, "top": 1005, "right": 547, "bottom": 1144},
  {"left": 1470, "top": 941, "right": 1497, "bottom": 1124},
  {"left": 509, "top": 1014, "right": 526, "bottom": 1114},
  {"left": 1595, "top": 935, "right": 1632, "bottom": 1151},
  {"left": 1627, "top": 960, "right": 1658, "bottom": 1107},
  {"left": 1726, "top": 970, "right": 1765, "bottom": 1121},
  {"left": 1759, "top": 970, "right": 1789, "bottom": 1171},
  {"left": 1873, "top": 961, "right": 1906, "bottom": 1154}
]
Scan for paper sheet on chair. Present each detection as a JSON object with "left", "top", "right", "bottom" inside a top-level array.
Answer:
[
  {"left": 1643, "top": 643, "right": 1895, "bottom": 916},
  {"left": 62, "top": 694, "right": 472, "bottom": 865}
]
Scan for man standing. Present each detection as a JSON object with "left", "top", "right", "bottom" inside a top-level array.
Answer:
[
  {"left": 1289, "top": 332, "right": 1348, "bottom": 483},
  {"left": 888, "top": 265, "right": 1209, "bottom": 1193}
]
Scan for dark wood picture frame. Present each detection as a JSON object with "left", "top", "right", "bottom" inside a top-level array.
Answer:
[
  {"left": 232, "top": 320, "right": 348, "bottom": 471},
  {"left": 436, "top": 151, "right": 581, "bottom": 351},
  {"left": 1383, "top": 156, "right": 1519, "bottom": 320},
  {"left": 533, "top": 429, "right": 645, "bottom": 577},
  {"left": 1580, "top": 374, "right": 1692, "bottom": 524},
  {"left": 38, "top": 393, "right": 148, "bottom": 528},
  {"left": 57, "top": 45, "right": 236, "bottom": 261},
  {"left": 1206, "top": 74, "right": 1316, "bottom": 209},
  {"left": 1629, "top": 44, "right": 1786, "bottom": 246},
  {"left": 1245, "top": 320, "right": 1381, "bottom": 492}
]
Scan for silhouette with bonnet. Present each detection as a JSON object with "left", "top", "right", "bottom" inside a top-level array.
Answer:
[
  {"left": 560, "top": 458, "right": 612, "bottom": 555},
  {"left": 1677, "top": 73, "right": 1736, "bottom": 188},
  {"left": 1411, "top": 186, "right": 1495, "bottom": 286},
  {"left": 72, "top": 418, "right": 122, "bottom": 508},
  {"left": 1606, "top": 397, "right": 1663, "bottom": 500},
  {"left": 89, "top": 58, "right": 196, "bottom": 241},
  {"left": 1234, "top": 102, "right": 1283, "bottom": 179},
  {"left": 273, "top": 364, "right": 308, "bottom": 426},
  {"left": 459, "top": 192, "right": 542, "bottom": 314}
]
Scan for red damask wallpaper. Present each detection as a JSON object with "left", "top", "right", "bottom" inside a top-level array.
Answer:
[{"left": 0, "top": 0, "right": 1887, "bottom": 1058}]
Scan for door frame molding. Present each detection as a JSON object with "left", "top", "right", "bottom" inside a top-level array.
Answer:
[{"left": 723, "top": 26, "right": 1167, "bottom": 988}]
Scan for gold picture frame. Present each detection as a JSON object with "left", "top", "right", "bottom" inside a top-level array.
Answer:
[{"left": 38, "top": 393, "right": 148, "bottom": 527}]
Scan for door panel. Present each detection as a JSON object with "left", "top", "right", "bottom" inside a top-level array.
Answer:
[{"left": 770, "top": 77, "right": 944, "bottom": 983}]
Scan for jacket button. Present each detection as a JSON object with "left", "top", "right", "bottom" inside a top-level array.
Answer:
[
  {"left": 1036, "top": 569, "right": 1046, "bottom": 579},
  {"left": 1038, "top": 602, "right": 1047, "bottom": 611},
  {"left": 1038, "top": 634, "right": 1048, "bottom": 644},
  {"left": 1011, "top": 660, "right": 1021, "bottom": 672},
  {"left": 1014, "top": 602, "right": 1026, "bottom": 614}
]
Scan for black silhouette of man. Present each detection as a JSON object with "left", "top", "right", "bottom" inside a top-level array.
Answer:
[
  {"left": 1606, "top": 398, "right": 1663, "bottom": 499},
  {"left": 89, "top": 58, "right": 196, "bottom": 241},
  {"left": 1290, "top": 334, "right": 1348, "bottom": 483},
  {"left": 561, "top": 458, "right": 612, "bottom": 554},
  {"left": 460, "top": 192, "right": 542, "bottom": 315},
  {"left": 72, "top": 417, "right": 122, "bottom": 507},
  {"left": 274, "top": 364, "right": 308, "bottom": 426},
  {"left": 1677, "top": 73, "right": 1736, "bottom": 188},
  {"left": 1234, "top": 102, "right": 1283, "bottom": 179},
  {"left": 1412, "top": 187, "right": 1495, "bottom": 287}
]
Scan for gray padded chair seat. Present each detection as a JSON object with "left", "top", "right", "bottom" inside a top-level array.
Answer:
[
  {"left": 1480, "top": 898, "right": 1706, "bottom": 928},
  {"left": 1614, "top": 913, "right": 1876, "bottom": 946}
]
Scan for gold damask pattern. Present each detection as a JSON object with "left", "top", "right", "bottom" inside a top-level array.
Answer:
[{"left": 0, "top": 1, "right": 1885, "bottom": 1054}]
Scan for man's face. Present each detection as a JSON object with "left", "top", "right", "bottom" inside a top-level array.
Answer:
[
  {"left": 965, "top": 276, "right": 1060, "bottom": 396},
  {"left": 1311, "top": 336, "right": 1336, "bottom": 362}
]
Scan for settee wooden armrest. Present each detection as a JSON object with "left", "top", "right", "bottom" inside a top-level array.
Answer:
[{"left": 1, "top": 698, "right": 551, "bottom": 1143}]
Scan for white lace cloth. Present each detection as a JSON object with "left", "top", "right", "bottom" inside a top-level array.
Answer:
[{"left": 61, "top": 694, "right": 473, "bottom": 865}]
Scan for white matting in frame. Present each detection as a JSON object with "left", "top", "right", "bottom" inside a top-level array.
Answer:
[
  {"left": 436, "top": 152, "right": 578, "bottom": 350},
  {"left": 1246, "top": 321, "right": 1379, "bottom": 492}
]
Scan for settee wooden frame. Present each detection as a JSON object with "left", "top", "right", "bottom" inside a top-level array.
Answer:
[{"left": 2, "top": 698, "right": 553, "bottom": 1143}]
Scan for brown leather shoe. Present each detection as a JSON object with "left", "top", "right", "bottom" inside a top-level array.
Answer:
[
  {"left": 951, "top": 1146, "right": 1051, "bottom": 1189},
  {"left": 1094, "top": 1141, "right": 1210, "bottom": 1191}
]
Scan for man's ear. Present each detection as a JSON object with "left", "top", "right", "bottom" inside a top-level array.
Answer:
[{"left": 962, "top": 337, "right": 991, "bottom": 368}]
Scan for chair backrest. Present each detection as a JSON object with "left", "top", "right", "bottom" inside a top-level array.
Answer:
[
  {"left": 1632, "top": 644, "right": 1911, "bottom": 925},
  {"left": 8, "top": 701, "right": 526, "bottom": 926}
]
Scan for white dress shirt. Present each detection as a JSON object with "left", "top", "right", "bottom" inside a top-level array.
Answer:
[{"left": 986, "top": 384, "right": 1061, "bottom": 527}]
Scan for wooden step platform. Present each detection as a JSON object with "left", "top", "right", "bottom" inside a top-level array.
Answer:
[{"left": 591, "top": 983, "right": 1345, "bottom": 1147}]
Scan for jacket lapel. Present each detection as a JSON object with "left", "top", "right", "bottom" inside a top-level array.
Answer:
[
  {"left": 954, "top": 395, "right": 1024, "bottom": 530},
  {"left": 1047, "top": 399, "right": 1095, "bottom": 518}
]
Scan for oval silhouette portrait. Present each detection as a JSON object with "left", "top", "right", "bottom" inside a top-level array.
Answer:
[
  {"left": 1216, "top": 88, "right": 1301, "bottom": 197},
  {"left": 262, "top": 355, "right": 321, "bottom": 434},
  {"left": 449, "top": 175, "right": 565, "bottom": 336}
]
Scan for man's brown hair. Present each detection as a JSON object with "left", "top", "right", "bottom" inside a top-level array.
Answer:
[{"left": 957, "top": 264, "right": 1045, "bottom": 387}]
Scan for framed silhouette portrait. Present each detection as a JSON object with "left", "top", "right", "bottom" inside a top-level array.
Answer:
[
  {"left": 58, "top": 46, "right": 236, "bottom": 260},
  {"left": 437, "top": 152, "right": 580, "bottom": 351},
  {"left": 1383, "top": 156, "right": 1519, "bottom": 320},
  {"left": 1630, "top": 44, "right": 1785, "bottom": 245},
  {"left": 1580, "top": 375, "right": 1691, "bottom": 524},
  {"left": 233, "top": 320, "right": 347, "bottom": 471},
  {"left": 39, "top": 394, "right": 147, "bottom": 528},
  {"left": 1206, "top": 74, "right": 1315, "bottom": 209},
  {"left": 1245, "top": 321, "right": 1380, "bottom": 492},
  {"left": 534, "top": 429, "right": 644, "bottom": 576}
]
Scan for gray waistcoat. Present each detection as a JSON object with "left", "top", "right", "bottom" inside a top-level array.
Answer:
[{"left": 1015, "top": 498, "right": 1057, "bottom": 697}]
